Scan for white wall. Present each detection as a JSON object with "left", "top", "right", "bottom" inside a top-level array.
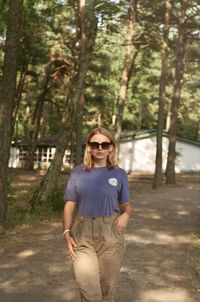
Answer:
[
  {"left": 119, "top": 137, "right": 200, "bottom": 174},
  {"left": 9, "top": 147, "right": 71, "bottom": 170},
  {"left": 9, "top": 147, "right": 20, "bottom": 168},
  {"left": 175, "top": 140, "right": 200, "bottom": 172},
  {"left": 9, "top": 137, "right": 200, "bottom": 173}
]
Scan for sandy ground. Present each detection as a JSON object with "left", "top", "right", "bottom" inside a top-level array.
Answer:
[{"left": 0, "top": 173, "right": 200, "bottom": 302}]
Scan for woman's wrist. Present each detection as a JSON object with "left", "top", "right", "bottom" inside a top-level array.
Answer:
[
  {"left": 63, "top": 229, "right": 71, "bottom": 237},
  {"left": 121, "top": 212, "right": 130, "bottom": 219}
]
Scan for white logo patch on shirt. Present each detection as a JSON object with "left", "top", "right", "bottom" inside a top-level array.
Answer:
[{"left": 108, "top": 178, "right": 118, "bottom": 187}]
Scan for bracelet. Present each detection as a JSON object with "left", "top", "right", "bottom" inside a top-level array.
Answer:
[{"left": 63, "top": 229, "right": 70, "bottom": 237}]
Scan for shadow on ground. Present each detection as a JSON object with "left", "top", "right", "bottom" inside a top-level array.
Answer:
[{"left": 0, "top": 175, "right": 200, "bottom": 302}]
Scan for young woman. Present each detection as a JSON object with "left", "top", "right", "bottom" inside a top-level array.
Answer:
[{"left": 63, "top": 127, "right": 132, "bottom": 302}]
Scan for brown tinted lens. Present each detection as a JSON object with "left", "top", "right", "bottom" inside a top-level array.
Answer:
[
  {"left": 101, "top": 142, "right": 111, "bottom": 150},
  {"left": 89, "top": 142, "right": 99, "bottom": 150}
]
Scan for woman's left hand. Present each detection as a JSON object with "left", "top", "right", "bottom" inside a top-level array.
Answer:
[{"left": 115, "top": 212, "right": 130, "bottom": 234}]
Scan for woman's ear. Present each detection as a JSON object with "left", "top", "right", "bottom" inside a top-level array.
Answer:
[
  {"left": 87, "top": 145, "right": 91, "bottom": 153},
  {"left": 109, "top": 145, "right": 113, "bottom": 152}
]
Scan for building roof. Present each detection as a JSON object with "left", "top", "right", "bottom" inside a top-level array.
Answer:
[
  {"left": 120, "top": 129, "right": 200, "bottom": 147},
  {"left": 11, "top": 135, "right": 59, "bottom": 147},
  {"left": 11, "top": 130, "right": 200, "bottom": 148}
]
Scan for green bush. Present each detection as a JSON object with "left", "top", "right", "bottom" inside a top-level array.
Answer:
[
  {"left": 49, "top": 187, "right": 64, "bottom": 212},
  {"left": 6, "top": 178, "right": 28, "bottom": 227},
  {"left": 190, "top": 225, "right": 200, "bottom": 281}
]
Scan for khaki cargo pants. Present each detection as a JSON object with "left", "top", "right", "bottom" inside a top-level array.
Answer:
[{"left": 71, "top": 213, "right": 126, "bottom": 302}]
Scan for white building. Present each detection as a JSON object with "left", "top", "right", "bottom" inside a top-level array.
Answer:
[
  {"left": 9, "top": 130, "right": 200, "bottom": 173},
  {"left": 119, "top": 130, "right": 200, "bottom": 174},
  {"left": 9, "top": 138, "right": 71, "bottom": 170}
]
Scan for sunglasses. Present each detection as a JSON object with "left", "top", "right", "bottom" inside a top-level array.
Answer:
[{"left": 89, "top": 141, "right": 112, "bottom": 150}]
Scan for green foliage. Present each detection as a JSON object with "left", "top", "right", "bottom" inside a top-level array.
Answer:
[
  {"left": 6, "top": 177, "right": 28, "bottom": 227},
  {"left": 1, "top": 0, "right": 199, "bottom": 142},
  {"left": 49, "top": 187, "right": 64, "bottom": 212},
  {"left": 0, "top": 0, "right": 8, "bottom": 37},
  {"left": 5, "top": 176, "right": 63, "bottom": 228},
  {"left": 5, "top": 172, "right": 66, "bottom": 228},
  {"left": 190, "top": 226, "right": 200, "bottom": 281}
]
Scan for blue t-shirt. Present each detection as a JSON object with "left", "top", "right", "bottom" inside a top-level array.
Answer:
[{"left": 64, "top": 165, "right": 130, "bottom": 217}]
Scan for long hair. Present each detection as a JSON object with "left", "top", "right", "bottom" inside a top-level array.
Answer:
[{"left": 83, "top": 128, "right": 118, "bottom": 170}]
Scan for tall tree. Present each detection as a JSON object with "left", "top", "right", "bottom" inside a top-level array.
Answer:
[
  {"left": 29, "top": 117, "right": 73, "bottom": 210},
  {"left": 165, "top": 0, "right": 187, "bottom": 184},
  {"left": 153, "top": 0, "right": 172, "bottom": 188},
  {"left": 24, "top": 64, "right": 50, "bottom": 170},
  {"left": 0, "top": 0, "right": 23, "bottom": 232},
  {"left": 24, "top": 57, "right": 70, "bottom": 170},
  {"left": 114, "top": 0, "right": 137, "bottom": 151},
  {"left": 74, "top": 0, "right": 98, "bottom": 165},
  {"left": 29, "top": 0, "right": 98, "bottom": 209}
]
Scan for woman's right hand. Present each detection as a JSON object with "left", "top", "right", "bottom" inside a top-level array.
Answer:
[
  {"left": 64, "top": 234, "right": 77, "bottom": 260},
  {"left": 63, "top": 201, "right": 77, "bottom": 260}
]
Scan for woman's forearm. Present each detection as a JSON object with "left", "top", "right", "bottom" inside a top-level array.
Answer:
[
  {"left": 63, "top": 201, "right": 77, "bottom": 231},
  {"left": 63, "top": 201, "right": 77, "bottom": 260}
]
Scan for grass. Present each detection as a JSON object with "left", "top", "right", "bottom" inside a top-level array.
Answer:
[
  {"left": 5, "top": 169, "right": 67, "bottom": 229},
  {"left": 190, "top": 224, "right": 200, "bottom": 281}
]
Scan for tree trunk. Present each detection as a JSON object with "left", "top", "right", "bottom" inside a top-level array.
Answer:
[
  {"left": 165, "top": 0, "right": 187, "bottom": 184},
  {"left": 114, "top": 0, "right": 137, "bottom": 152},
  {"left": 29, "top": 0, "right": 98, "bottom": 209},
  {"left": 74, "top": 0, "right": 97, "bottom": 165},
  {"left": 197, "top": 122, "right": 200, "bottom": 141},
  {"left": 24, "top": 58, "right": 71, "bottom": 170},
  {"left": 24, "top": 67, "right": 51, "bottom": 170},
  {"left": 12, "top": 63, "right": 27, "bottom": 137},
  {"left": 153, "top": 0, "right": 172, "bottom": 189},
  {"left": 0, "top": 0, "right": 23, "bottom": 232},
  {"left": 29, "top": 124, "right": 73, "bottom": 210}
]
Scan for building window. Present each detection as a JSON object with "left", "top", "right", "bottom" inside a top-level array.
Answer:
[{"left": 19, "top": 147, "right": 27, "bottom": 161}]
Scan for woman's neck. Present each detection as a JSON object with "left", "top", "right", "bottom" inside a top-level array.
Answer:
[{"left": 93, "top": 159, "right": 107, "bottom": 168}]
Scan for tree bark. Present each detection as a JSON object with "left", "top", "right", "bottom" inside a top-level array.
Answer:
[
  {"left": 114, "top": 0, "right": 137, "bottom": 152},
  {"left": 197, "top": 122, "right": 200, "bottom": 141},
  {"left": 74, "top": 0, "right": 97, "bottom": 165},
  {"left": 29, "top": 123, "right": 73, "bottom": 210},
  {"left": 165, "top": 0, "right": 187, "bottom": 184},
  {"left": 24, "top": 66, "right": 51, "bottom": 170},
  {"left": 24, "top": 57, "right": 71, "bottom": 170},
  {"left": 0, "top": 0, "right": 23, "bottom": 232},
  {"left": 29, "top": 0, "right": 98, "bottom": 209},
  {"left": 153, "top": 0, "right": 172, "bottom": 188},
  {"left": 12, "top": 63, "right": 27, "bottom": 137}
]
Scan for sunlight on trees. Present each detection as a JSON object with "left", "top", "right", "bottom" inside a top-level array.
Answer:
[{"left": 0, "top": 0, "right": 199, "bottom": 223}]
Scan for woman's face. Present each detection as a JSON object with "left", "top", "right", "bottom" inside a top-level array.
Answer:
[{"left": 88, "top": 133, "right": 113, "bottom": 163}]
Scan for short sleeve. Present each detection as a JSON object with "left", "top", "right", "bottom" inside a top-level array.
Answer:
[
  {"left": 118, "top": 170, "right": 130, "bottom": 203},
  {"left": 64, "top": 172, "right": 77, "bottom": 202}
]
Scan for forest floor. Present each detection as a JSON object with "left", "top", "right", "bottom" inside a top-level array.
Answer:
[{"left": 0, "top": 171, "right": 200, "bottom": 302}]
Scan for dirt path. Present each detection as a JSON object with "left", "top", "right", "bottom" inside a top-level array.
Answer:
[{"left": 0, "top": 175, "right": 200, "bottom": 302}]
